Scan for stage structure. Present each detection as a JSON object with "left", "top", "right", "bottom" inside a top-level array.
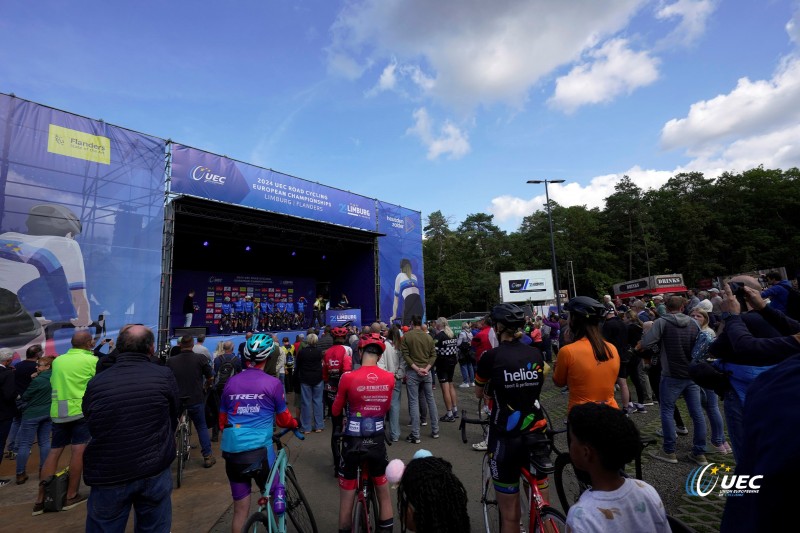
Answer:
[{"left": 0, "top": 94, "right": 425, "bottom": 355}]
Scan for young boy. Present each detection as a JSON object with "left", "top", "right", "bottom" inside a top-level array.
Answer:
[{"left": 566, "top": 402, "right": 670, "bottom": 532}]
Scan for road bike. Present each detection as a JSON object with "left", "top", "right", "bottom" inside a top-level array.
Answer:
[
  {"left": 175, "top": 396, "right": 193, "bottom": 489},
  {"left": 460, "top": 409, "right": 567, "bottom": 532},
  {"left": 242, "top": 428, "right": 318, "bottom": 533}
]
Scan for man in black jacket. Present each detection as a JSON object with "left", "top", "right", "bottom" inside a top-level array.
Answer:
[
  {"left": 82, "top": 325, "right": 180, "bottom": 532},
  {"left": 0, "top": 348, "right": 17, "bottom": 486}
]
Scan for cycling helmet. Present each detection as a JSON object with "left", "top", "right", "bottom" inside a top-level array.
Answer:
[
  {"left": 224, "top": 296, "right": 231, "bottom": 302},
  {"left": 244, "top": 333, "right": 275, "bottom": 362},
  {"left": 331, "top": 326, "right": 348, "bottom": 338},
  {"left": 565, "top": 296, "right": 606, "bottom": 320},
  {"left": 358, "top": 333, "right": 385, "bottom": 355},
  {"left": 490, "top": 303, "right": 525, "bottom": 329},
  {"left": 27, "top": 204, "right": 82, "bottom": 237}
]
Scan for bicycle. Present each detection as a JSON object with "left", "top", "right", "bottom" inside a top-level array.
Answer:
[
  {"left": 242, "top": 427, "right": 318, "bottom": 533},
  {"left": 175, "top": 396, "right": 193, "bottom": 489},
  {"left": 460, "top": 410, "right": 567, "bottom": 532}
]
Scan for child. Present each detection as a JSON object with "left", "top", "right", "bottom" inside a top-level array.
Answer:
[
  {"left": 566, "top": 402, "right": 670, "bottom": 532},
  {"left": 396, "top": 456, "right": 470, "bottom": 533}
]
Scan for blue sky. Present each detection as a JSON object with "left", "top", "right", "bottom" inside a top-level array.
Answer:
[{"left": 2, "top": 0, "right": 799, "bottom": 232}]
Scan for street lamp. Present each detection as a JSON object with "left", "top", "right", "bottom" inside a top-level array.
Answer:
[{"left": 527, "top": 179, "right": 565, "bottom": 312}]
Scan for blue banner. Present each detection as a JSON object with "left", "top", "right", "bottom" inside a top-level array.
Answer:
[
  {"left": 0, "top": 95, "right": 165, "bottom": 355},
  {"left": 171, "top": 144, "right": 377, "bottom": 232},
  {"left": 377, "top": 202, "right": 425, "bottom": 325},
  {"left": 326, "top": 308, "right": 362, "bottom": 328}
]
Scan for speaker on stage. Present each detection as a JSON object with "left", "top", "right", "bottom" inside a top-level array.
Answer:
[{"left": 174, "top": 326, "right": 209, "bottom": 338}]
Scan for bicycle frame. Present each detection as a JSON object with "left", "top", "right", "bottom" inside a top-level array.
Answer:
[
  {"left": 519, "top": 466, "right": 551, "bottom": 532},
  {"left": 252, "top": 447, "right": 290, "bottom": 533},
  {"left": 352, "top": 458, "right": 379, "bottom": 533}
]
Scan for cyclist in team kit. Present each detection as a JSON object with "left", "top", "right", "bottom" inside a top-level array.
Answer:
[
  {"left": 296, "top": 297, "right": 307, "bottom": 327},
  {"left": 218, "top": 333, "right": 299, "bottom": 533},
  {"left": 474, "top": 303, "right": 549, "bottom": 533},
  {"left": 286, "top": 298, "right": 296, "bottom": 328},
  {"left": 220, "top": 297, "right": 233, "bottom": 334},
  {"left": 243, "top": 296, "right": 256, "bottom": 332},
  {"left": 323, "top": 326, "right": 354, "bottom": 477},
  {"left": 232, "top": 297, "right": 245, "bottom": 332},
  {"left": 332, "top": 333, "right": 395, "bottom": 533}
]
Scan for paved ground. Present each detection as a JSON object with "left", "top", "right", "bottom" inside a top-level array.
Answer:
[{"left": 0, "top": 371, "right": 728, "bottom": 532}]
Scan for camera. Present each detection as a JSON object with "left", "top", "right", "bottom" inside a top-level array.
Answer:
[{"left": 728, "top": 281, "right": 745, "bottom": 296}]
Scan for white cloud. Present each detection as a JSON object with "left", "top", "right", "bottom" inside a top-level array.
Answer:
[
  {"left": 366, "top": 60, "right": 435, "bottom": 97},
  {"left": 787, "top": 5, "right": 800, "bottom": 45},
  {"left": 661, "top": 55, "right": 800, "bottom": 151},
  {"left": 327, "top": 0, "right": 646, "bottom": 110},
  {"left": 366, "top": 61, "right": 398, "bottom": 96},
  {"left": 655, "top": 0, "right": 717, "bottom": 47},
  {"left": 406, "top": 108, "right": 470, "bottom": 160},
  {"left": 549, "top": 39, "right": 660, "bottom": 113}
]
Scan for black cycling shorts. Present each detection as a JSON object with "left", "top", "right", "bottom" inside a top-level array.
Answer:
[
  {"left": 223, "top": 448, "right": 270, "bottom": 500},
  {"left": 436, "top": 360, "right": 456, "bottom": 383},
  {"left": 339, "top": 436, "right": 388, "bottom": 480},
  {"left": 487, "top": 431, "right": 548, "bottom": 494}
]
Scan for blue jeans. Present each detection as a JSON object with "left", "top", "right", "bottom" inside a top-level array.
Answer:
[
  {"left": 723, "top": 390, "right": 744, "bottom": 463},
  {"left": 15, "top": 415, "right": 51, "bottom": 475},
  {"left": 86, "top": 467, "right": 172, "bottom": 533},
  {"left": 701, "top": 388, "right": 725, "bottom": 446},
  {"left": 6, "top": 415, "right": 20, "bottom": 453},
  {"left": 186, "top": 403, "right": 212, "bottom": 458},
  {"left": 659, "top": 376, "right": 706, "bottom": 456},
  {"left": 406, "top": 371, "right": 439, "bottom": 438},
  {"left": 388, "top": 378, "right": 402, "bottom": 441},
  {"left": 300, "top": 382, "right": 324, "bottom": 432},
  {"left": 459, "top": 362, "right": 475, "bottom": 385}
]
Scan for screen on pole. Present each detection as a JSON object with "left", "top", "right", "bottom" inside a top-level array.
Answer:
[{"left": 500, "top": 270, "right": 554, "bottom": 303}]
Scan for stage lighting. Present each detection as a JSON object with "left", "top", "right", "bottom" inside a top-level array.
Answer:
[
  {"left": 291, "top": 251, "right": 296, "bottom": 256},
  {"left": 203, "top": 241, "right": 208, "bottom": 247},
  {"left": 245, "top": 245, "right": 251, "bottom": 251},
  {"left": 322, "top": 255, "right": 326, "bottom": 260}
]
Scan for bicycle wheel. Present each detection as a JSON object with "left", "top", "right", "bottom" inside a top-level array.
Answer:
[
  {"left": 176, "top": 425, "right": 187, "bottom": 488},
  {"left": 482, "top": 453, "right": 501, "bottom": 532},
  {"left": 242, "top": 511, "right": 270, "bottom": 533},
  {"left": 536, "top": 506, "right": 567, "bottom": 533},
  {"left": 352, "top": 499, "right": 366, "bottom": 533},
  {"left": 553, "top": 452, "right": 586, "bottom": 514},
  {"left": 367, "top": 485, "right": 379, "bottom": 531},
  {"left": 285, "top": 467, "right": 319, "bottom": 533}
]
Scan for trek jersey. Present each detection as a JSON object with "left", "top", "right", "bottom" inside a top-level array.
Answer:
[
  {"left": 220, "top": 368, "right": 287, "bottom": 462},
  {"left": 232, "top": 300, "right": 244, "bottom": 313},
  {"left": 323, "top": 344, "right": 353, "bottom": 391},
  {"left": 332, "top": 366, "right": 394, "bottom": 437},
  {"left": 475, "top": 340, "right": 547, "bottom": 436},
  {"left": 221, "top": 303, "right": 232, "bottom": 315}
]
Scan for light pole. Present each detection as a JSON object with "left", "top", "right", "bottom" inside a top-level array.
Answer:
[{"left": 527, "top": 179, "right": 565, "bottom": 312}]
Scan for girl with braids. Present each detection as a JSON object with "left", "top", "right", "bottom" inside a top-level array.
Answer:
[
  {"left": 397, "top": 456, "right": 470, "bottom": 533},
  {"left": 552, "top": 296, "right": 620, "bottom": 413}
]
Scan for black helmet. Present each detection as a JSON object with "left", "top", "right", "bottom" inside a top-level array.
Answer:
[
  {"left": 565, "top": 296, "right": 606, "bottom": 320},
  {"left": 490, "top": 303, "right": 525, "bottom": 329}
]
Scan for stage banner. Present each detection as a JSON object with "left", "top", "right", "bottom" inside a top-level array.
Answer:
[
  {"left": 326, "top": 308, "right": 362, "bottom": 328},
  {"left": 0, "top": 94, "right": 165, "bottom": 356},
  {"left": 171, "top": 144, "right": 376, "bottom": 232},
  {"left": 377, "top": 201, "right": 425, "bottom": 325},
  {"left": 171, "top": 270, "right": 316, "bottom": 332}
]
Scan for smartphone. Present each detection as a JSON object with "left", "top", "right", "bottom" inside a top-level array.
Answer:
[
  {"left": 728, "top": 282, "right": 748, "bottom": 310},
  {"left": 104, "top": 338, "right": 112, "bottom": 343}
]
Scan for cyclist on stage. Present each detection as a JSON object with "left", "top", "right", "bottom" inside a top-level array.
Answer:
[
  {"left": 286, "top": 298, "right": 296, "bottom": 327},
  {"left": 243, "top": 296, "right": 256, "bottom": 332},
  {"left": 296, "top": 296, "right": 307, "bottom": 327},
  {"left": 219, "top": 333, "right": 299, "bottom": 533},
  {"left": 332, "top": 333, "right": 395, "bottom": 533},
  {"left": 323, "top": 326, "right": 353, "bottom": 476},
  {"left": 232, "top": 297, "right": 245, "bottom": 332},
  {"left": 474, "top": 303, "right": 548, "bottom": 533},
  {"left": 220, "top": 297, "right": 233, "bottom": 333}
]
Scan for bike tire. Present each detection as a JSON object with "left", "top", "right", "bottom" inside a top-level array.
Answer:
[
  {"left": 537, "top": 506, "right": 567, "bottom": 533},
  {"left": 176, "top": 425, "right": 187, "bottom": 488},
  {"left": 482, "top": 454, "right": 501, "bottom": 533},
  {"left": 352, "top": 499, "right": 366, "bottom": 533},
  {"left": 241, "top": 511, "right": 270, "bottom": 533},
  {"left": 368, "top": 485, "right": 380, "bottom": 531},
  {"left": 285, "top": 466, "right": 319, "bottom": 533},
  {"left": 553, "top": 452, "right": 586, "bottom": 514}
]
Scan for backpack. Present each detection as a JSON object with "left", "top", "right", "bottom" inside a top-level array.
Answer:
[
  {"left": 215, "top": 355, "right": 238, "bottom": 389},
  {"left": 285, "top": 348, "right": 295, "bottom": 370},
  {"left": 541, "top": 323, "right": 552, "bottom": 337},
  {"left": 785, "top": 286, "right": 800, "bottom": 320}
]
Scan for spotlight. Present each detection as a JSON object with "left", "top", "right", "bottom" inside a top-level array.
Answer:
[
  {"left": 322, "top": 255, "right": 326, "bottom": 260},
  {"left": 245, "top": 245, "right": 251, "bottom": 251},
  {"left": 203, "top": 241, "right": 208, "bottom": 247},
  {"left": 291, "top": 251, "right": 296, "bottom": 256}
]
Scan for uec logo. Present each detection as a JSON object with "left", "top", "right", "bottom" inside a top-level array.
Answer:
[
  {"left": 686, "top": 463, "right": 763, "bottom": 497},
  {"left": 191, "top": 165, "right": 227, "bottom": 185}
]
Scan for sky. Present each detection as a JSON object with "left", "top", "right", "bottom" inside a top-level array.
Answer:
[{"left": 2, "top": 0, "right": 799, "bottom": 233}]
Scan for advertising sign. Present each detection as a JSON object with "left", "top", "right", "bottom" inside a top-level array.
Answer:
[
  {"left": 613, "top": 277, "right": 651, "bottom": 295},
  {"left": 0, "top": 95, "right": 165, "bottom": 356},
  {"left": 500, "top": 270, "right": 555, "bottom": 303},
  {"left": 376, "top": 201, "right": 425, "bottom": 325},
  {"left": 653, "top": 274, "right": 685, "bottom": 288},
  {"left": 171, "top": 144, "right": 376, "bottom": 232},
  {"left": 326, "top": 308, "right": 362, "bottom": 328}
]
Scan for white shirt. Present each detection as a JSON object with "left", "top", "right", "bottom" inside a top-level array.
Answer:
[{"left": 566, "top": 478, "right": 670, "bottom": 533}]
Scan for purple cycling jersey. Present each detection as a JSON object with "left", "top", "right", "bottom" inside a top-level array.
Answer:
[{"left": 219, "top": 368, "right": 287, "bottom": 458}]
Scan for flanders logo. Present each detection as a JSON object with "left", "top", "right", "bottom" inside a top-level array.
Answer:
[
  {"left": 47, "top": 124, "right": 110, "bottom": 165},
  {"left": 685, "top": 463, "right": 762, "bottom": 498}
]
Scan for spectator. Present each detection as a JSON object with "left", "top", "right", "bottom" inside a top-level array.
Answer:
[
  {"left": 237, "top": 331, "right": 253, "bottom": 360},
  {"left": 456, "top": 323, "right": 475, "bottom": 388},
  {"left": 83, "top": 325, "right": 180, "bottom": 532},
  {"left": 0, "top": 348, "right": 16, "bottom": 487},
  {"left": 263, "top": 334, "right": 281, "bottom": 378},
  {"left": 192, "top": 333, "right": 213, "bottom": 365},
  {"left": 602, "top": 305, "right": 636, "bottom": 413},
  {"left": 653, "top": 295, "right": 667, "bottom": 317},
  {"left": 210, "top": 341, "right": 241, "bottom": 443},
  {"left": 432, "top": 317, "right": 459, "bottom": 422},
  {"left": 296, "top": 333, "right": 325, "bottom": 433},
  {"left": 642, "top": 296, "right": 707, "bottom": 466},
  {"left": 4, "top": 344, "right": 41, "bottom": 461},
  {"left": 622, "top": 310, "right": 654, "bottom": 407},
  {"left": 380, "top": 326, "right": 404, "bottom": 443},
  {"left": 397, "top": 456, "right": 470, "bottom": 533},
  {"left": 566, "top": 403, "right": 670, "bottom": 532},
  {"left": 14, "top": 355, "right": 53, "bottom": 485},
  {"left": 760, "top": 271, "right": 792, "bottom": 314},
  {"left": 402, "top": 315, "right": 440, "bottom": 444},
  {"left": 685, "top": 289, "right": 701, "bottom": 315},
  {"left": 166, "top": 335, "right": 215, "bottom": 468},
  {"left": 33, "top": 331, "right": 96, "bottom": 514},
  {"left": 280, "top": 337, "right": 295, "bottom": 393},
  {"left": 318, "top": 325, "right": 334, "bottom": 354}
]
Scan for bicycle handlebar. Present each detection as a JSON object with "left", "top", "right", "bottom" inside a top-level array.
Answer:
[{"left": 273, "top": 427, "right": 306, "bottom": 443}]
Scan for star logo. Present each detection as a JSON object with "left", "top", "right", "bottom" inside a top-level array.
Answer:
[{"left": 711, "top": 466, "right": 719, "bottom": 475}]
